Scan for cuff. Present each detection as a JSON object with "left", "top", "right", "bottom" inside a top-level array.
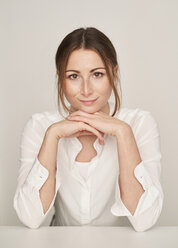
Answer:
[
  {"left": 110, "top": 161, "right": 160, "bottom": 217},
  {"left": 26, "top": 157, "right": 49, "bottom": 191}
]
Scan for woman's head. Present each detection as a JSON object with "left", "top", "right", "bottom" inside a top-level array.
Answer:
[{"left": 55, "top": 27, "right": 122, "bottom": 117}]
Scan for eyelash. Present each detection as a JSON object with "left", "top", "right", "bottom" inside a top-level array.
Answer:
[{"left": 67, "top": 72, "right": 104, "bottom": 80}]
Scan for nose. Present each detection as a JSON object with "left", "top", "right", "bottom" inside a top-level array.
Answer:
[{"left": 80, "top": 77, "right": 93, "bottom": 97}]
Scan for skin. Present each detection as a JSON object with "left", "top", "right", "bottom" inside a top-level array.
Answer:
[
  {"left": 63, "top": 48, "right": 119, "bottom": 144},
  {"left": 38, "top": 48, "right": 144, "bottom": 216},
  {"left": 64, "top": 48, "right": 113, "bottom": 116},
  {"left": 64, "top": 49, "right": 145, "bottom": 215}
]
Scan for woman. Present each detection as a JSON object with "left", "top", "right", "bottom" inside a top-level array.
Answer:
[{"left": 13, "top": 27, "right": 163, "bottom": 232}]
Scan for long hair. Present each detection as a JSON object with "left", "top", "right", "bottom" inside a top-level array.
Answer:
[{"left": 55, "top": 27, "right": 122, "bottom": 117}]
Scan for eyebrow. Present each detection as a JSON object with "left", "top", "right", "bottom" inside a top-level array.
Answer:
[{"left": 65, "top": 67, "right": 106, "bottom": 73}]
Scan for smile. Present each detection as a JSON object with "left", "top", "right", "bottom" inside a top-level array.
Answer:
[{"left": 79, "top": 98, "right": 98, "bottom": 105}]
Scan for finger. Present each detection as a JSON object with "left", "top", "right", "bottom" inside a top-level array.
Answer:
[
  {"left": 68, "top": 130, "right": 93, "bottom": 137},
  {"left": 77, "top": 131, "right": 94, "bottom": 136},
  {"left": 99, "top": 139, "right": 105, "bottom": 145},
  {"left": 78, "top": 131, "right": 104, "bottom": 145},
  {"left": 68, "top": 116, "right": 104, "bottom": 138},
  {"left": 79, "top": 122, "right": 104, "bottom": 142},
  {"left": 69, "top": 110, "right": 95, "bottom": 118},
  {"left": 67, "top": 115, "right": 92, "bottom": 125}
]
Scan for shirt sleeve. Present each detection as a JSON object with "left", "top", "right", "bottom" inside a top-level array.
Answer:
[
  {"left": 13, "top": 114, "right": 61, "bottom": 229},
  {"left": 110, "top": 110, "right": 164, "bottom": 232}
]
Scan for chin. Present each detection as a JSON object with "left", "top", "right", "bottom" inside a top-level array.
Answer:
[
  {"left": 71, "top": 102, "right": 103, "bottom": 113},
  {"left": 83, "top": 107, "right": 102, "bottom": 114}
]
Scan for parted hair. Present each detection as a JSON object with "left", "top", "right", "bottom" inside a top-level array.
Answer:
[{"left": 55, "top": 26, "right": 122, "bottom": 117}]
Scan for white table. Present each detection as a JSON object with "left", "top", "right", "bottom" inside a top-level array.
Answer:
[{"left": 0, "top": 226, "right": 178, "bottom": 248}]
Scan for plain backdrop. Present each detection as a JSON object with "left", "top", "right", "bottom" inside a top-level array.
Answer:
[{"left": 0, "top": 0, "right": 178, "bottom": 226}]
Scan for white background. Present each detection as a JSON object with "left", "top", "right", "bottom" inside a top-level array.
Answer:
[{"left": 0, "top": 0, "right": 178, "bottom": 226}]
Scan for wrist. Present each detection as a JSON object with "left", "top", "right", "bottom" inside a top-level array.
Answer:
[
  {"left": 46, "top": 125, "right": 60, "bottom": 142},
  {"left": 115, "top": 122, "right": 132, "bottom": 139}
]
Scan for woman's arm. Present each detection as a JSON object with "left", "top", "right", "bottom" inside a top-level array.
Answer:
[
  {"left": 115, "top": 125, "right": 145, "bottom": 215},
  {"left": 38, "top": 127, "right": 59, "bottom": 214},
  {"left": 13, "top": 114, "right": 61, "bottom": 229},
  {"left": 111, "top": 111, "right": 164, "bottom": 232}
]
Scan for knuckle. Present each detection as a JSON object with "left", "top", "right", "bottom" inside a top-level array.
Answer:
[
  {"left": 78, "top": 121, "right": 84, "bottom": 128},
  {"left": 76, "top": 110, "right": 81, "bottom": 115}
]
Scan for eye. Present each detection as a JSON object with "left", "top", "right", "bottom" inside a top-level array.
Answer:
[
  {"left": 67, "top": 74, "right": 78, "bottom": 80},
  {"left": 93, "top": 72, "right": 104, "bottom": 78}
]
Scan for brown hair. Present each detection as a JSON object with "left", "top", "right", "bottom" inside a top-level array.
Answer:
[{"left": 55, "top": 27, "right": 122, "bottom": 117}]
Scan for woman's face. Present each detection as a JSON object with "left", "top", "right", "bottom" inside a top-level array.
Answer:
[{"left": 64, "top": 49, "right": 112, "bottom": 115}]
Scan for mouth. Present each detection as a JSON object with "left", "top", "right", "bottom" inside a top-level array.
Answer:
[{"left": 79, "top": 98, "right": 98, "bottom": 105}]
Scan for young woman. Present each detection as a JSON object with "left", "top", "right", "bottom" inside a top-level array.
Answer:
[{"left": 13, "top": 27, "right": 163, "bottom": 232}]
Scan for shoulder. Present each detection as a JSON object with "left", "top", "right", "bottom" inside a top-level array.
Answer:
[
  {"left": 22, "top": 109, "right": 64, "bottom": 133},
  {"left": 115, "top": 107, "right": 158, "bottom": 129},
  {"left": 115, "top": 106, "right": 151, "bottom": 120},
  {"left": 115, "top": 107, "right": 160, "bottom": 146},
  {"left": 30, "top": 109, "right": 64, "bottom": 123}
]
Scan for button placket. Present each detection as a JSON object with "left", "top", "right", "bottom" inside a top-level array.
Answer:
[
  {"left": 80, "top": 186, "right": 91, "bottom": 223},
  {"left": 81, "top": 177, "right": 92, "bottom": 224}
]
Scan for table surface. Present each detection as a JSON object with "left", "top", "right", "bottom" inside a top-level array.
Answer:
[{"left": 0, "top": 226, "right": 178, "bottom": 248}]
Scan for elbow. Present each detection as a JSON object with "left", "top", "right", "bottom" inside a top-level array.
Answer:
[
  {"left": 133, "top": 215, "right": 159, "bottom": 232},
  {"left": 130, "top": 199, "right": 163, "bottom": 232},
  {"left": 133, "top": 223, "right": 153, "bottom": 232},
  {"left": 131, "top": 212, "right": 158, "bottom": 232},
  {"left": 24, "top": 221, "right": 41, "bottom": 229},
  {"left": 14, "top": 208, "right": 42, "bottom": 229},
  {"left": 16, "top": 210, "right": 43, "bottom": 229},
  {"left": 13, "top": 198, "right": 44, "bottom": 229}
]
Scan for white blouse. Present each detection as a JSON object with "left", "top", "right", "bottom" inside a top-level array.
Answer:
[
  {"left": 75, "top": 160, "right": 93, "bottom": 181},
  {"left": 13, "top": 101, "right": 164, "bottom": 232}
]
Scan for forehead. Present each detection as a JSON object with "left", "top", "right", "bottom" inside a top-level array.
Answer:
[{"left": 66, "top": 49, "right": 105, "bottom": 69}]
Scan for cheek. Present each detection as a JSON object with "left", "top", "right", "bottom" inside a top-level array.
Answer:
[
  {"left": 64, "top": 83, "right": 79, "bottom": 97},
  {"left": 97, "top": 81, "right": 112, "bottom": 96}
]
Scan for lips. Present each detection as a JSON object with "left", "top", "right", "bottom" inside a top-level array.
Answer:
[
  {"left": 80, "top": 98, "right": 97, "bottom": 102},
  {"left": 79, "top": 98, "right": 98, "bottom": 105}
]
